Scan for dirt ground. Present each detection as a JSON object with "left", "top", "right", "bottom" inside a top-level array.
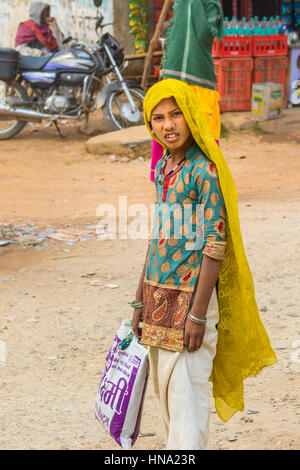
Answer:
[{"left": 0, "top": 119, "right": 300, "bottom": 451}]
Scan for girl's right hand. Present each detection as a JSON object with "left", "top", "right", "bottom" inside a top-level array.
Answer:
[{"left": 132, "top": 307, "right": 143, "bottom": 338}]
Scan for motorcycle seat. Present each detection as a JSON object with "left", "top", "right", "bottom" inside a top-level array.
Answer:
[{"left": 19, "top": 54, "right": 53, "bottom": 71}]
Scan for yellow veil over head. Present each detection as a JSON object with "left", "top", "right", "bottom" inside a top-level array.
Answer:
[{"left": 143, "top": 79, "right": 277, "bottom": 422}]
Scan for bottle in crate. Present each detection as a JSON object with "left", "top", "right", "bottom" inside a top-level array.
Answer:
[
  {"left": 229, "top": 17, "right": 239, "bottom": 37},
  {"left": 223, "top": 17, "right": 230, "bottom": 37},
  {"left": 238, "top": 17, "right": 248, "bottom": 37},
  {"left": 247, "top": 18, "right": 255, "bottom": 36},
  {"left": 259, "top": 17, "right": 268, "bottom": 36},
  {"left": 273, "top": 16, "right": 281, "bottom": 35},
  {"left": 265, "top": 18, "right": 273, "bottom": 49},
  {"left": 253, "top": 16, "right": 260, "bottom": 35},
  {"left": 267, "top": 17, "right": 274, "bottom": 35}
]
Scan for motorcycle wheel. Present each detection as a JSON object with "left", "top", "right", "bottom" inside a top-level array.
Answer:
[
  {"left": 0, "top": 81, "right": 27, "bottom": 140},
  {"left": 103, "top": 86, "right": 145, "bottom": 131}
]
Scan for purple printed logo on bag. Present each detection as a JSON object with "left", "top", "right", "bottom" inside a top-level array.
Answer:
[{"left": 95, "top": 321, "right": 149, "bottom": 449}]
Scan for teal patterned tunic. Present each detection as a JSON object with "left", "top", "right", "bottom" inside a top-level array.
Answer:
[
  {"left": 141, "top": 142, "right": 227, "bottom": 351},
  {"left": 146, "top": 142, "right": 227, "bottom": 291}
]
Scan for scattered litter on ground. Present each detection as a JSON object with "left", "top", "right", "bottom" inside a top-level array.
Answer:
[
  {"left": 134, "top": 156, "right": 145, "bottom": 163},
  {"left": 139, "top": 432, "right": 156, "bottom": 438},
  {"left": 0, "top": 240, "right": 13, "bottom": 246},
  {"left": 90, "top": 280, "right": 103, "bottom": 286},
  {"left": 81, "top": 272, "right": 96, "bottom": 278},
  {"left": 226, "top": 435, "right": 238, "bottom": 442},
  {"left": 0, "top": 223, "right": 102, "bottom": 248},
  {"left": 46, "top": 232, "right": 80, "bottom": 243}
]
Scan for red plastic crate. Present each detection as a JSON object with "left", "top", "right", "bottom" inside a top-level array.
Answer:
[
  {"left": 252, "top": 35, "right": 288, "bottom": 56},
  {"left": 253, "top": 56, "right": 289, "bottom": 106},
  {"left": 214, "top": 58, "right": 254, "bottom": 111},
  {"left": 213, "top": 36, "right": 252, "bottom": 57}
]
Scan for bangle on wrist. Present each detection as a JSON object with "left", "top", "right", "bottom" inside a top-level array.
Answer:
[
  {"left": 187, "top": 312, "right": 207, "bottom": 325},
  {"left": 129, "top": 300, "right": 144, "bottom": 308}
]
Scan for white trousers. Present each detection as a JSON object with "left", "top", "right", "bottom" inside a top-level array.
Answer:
[{"left": 149, "top": 290, "right": 219, "bottom": 450}]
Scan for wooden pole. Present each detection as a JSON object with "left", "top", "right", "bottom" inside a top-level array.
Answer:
[
  {"left": 141, "top": 0, "right": 173, "bottom": 92},
  {"left": 147, "top": 0, "right": 156, "bottom": 42}
]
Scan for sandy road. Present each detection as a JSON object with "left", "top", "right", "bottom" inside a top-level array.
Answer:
[{"left": 0, "top": 122, "right": 300, "bottom": 450}]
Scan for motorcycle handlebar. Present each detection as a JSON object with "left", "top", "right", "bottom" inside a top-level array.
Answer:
[{"left": 95, "top": 14, "right": 113, "bottom": 31}]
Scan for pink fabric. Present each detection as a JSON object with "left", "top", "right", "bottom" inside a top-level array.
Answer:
[{"left": 150, "top": 140, "right": 164, "bottom": 182}]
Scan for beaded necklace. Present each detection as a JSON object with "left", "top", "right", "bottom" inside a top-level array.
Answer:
[{"left": 159, "top": 153, "right": 186, "bottom": 184}]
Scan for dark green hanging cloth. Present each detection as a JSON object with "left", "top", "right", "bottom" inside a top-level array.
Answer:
[{"left": 161, "top": 0, "right": 224, "bottom": 90}]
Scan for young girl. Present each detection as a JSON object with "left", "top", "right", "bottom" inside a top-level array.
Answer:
[{"left": 131, "top": 79, "right": 277, "bottom": 450}]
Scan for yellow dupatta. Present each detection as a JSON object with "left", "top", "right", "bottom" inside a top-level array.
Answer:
[{"left": 143, "top": 79, "right": 277, "bottom": 422}]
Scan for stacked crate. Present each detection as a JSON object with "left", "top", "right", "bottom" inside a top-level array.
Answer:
[
  {"left": 252, "top": 36, "right": 289, "bottom": 106},
  {"left": 213, "top": 35, "right": 288, "bottom": 111},
  {"left": 213, "top": 37, "right": 254, "bottom": 111}
]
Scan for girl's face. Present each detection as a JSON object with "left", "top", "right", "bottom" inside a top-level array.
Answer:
[{"left": 150, "top": 97, "right": 193, "bottom": 154}]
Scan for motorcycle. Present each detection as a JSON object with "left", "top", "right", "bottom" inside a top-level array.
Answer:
[{"left": 0, "top": 0, "right": 145, "bottom": 140}]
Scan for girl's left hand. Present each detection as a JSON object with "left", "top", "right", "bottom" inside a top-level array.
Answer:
[{"left": 183, "top": 318, "right": 206, "bottom": 352}]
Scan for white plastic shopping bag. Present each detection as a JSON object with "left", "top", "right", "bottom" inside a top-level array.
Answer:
[{"left": 95, "top": 320, "right": 149, "bottom": 449}]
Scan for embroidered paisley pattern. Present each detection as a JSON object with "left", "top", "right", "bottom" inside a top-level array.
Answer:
[
  {"left": 142, "top": 281, "right": 193, "bottom": 352},
  {"left": 152, "top": 298, "right": 168, "bottom": 322}
]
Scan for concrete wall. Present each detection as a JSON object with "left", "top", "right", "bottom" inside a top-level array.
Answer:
[{"left": 0, "top": 0, "right": 113, "bottom": 48}]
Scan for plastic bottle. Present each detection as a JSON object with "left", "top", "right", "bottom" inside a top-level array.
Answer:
[
  {"left": 267, "top": 17, "right": 274, "bottom": 35},
  {"left": 247, "top": 18, "right": 255, "bottom": 36},
  {"left": 229, "top": 17, "right": 239, "bottom": 37},
  {"left": 223, "top": 16, "right": 230, "bottom": 37},
  {"left": 238, "top": 17, "right": 247, "bottom": 36},
  {"left": 273, "top": 16, "right": 281, "bottom": 36},
  {"left": 253, "top": 16, "right": 260, "bottom": 36},
  {"left": 259, "top": 17, "right": 268, "bottom": 36},
  {"left": 258, "top": 16, "right": 267, "bottom": 49}
]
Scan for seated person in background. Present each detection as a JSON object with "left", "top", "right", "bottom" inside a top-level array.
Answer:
[{"left": 15, "top": 2, "right": 64, "bottom": 56}]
